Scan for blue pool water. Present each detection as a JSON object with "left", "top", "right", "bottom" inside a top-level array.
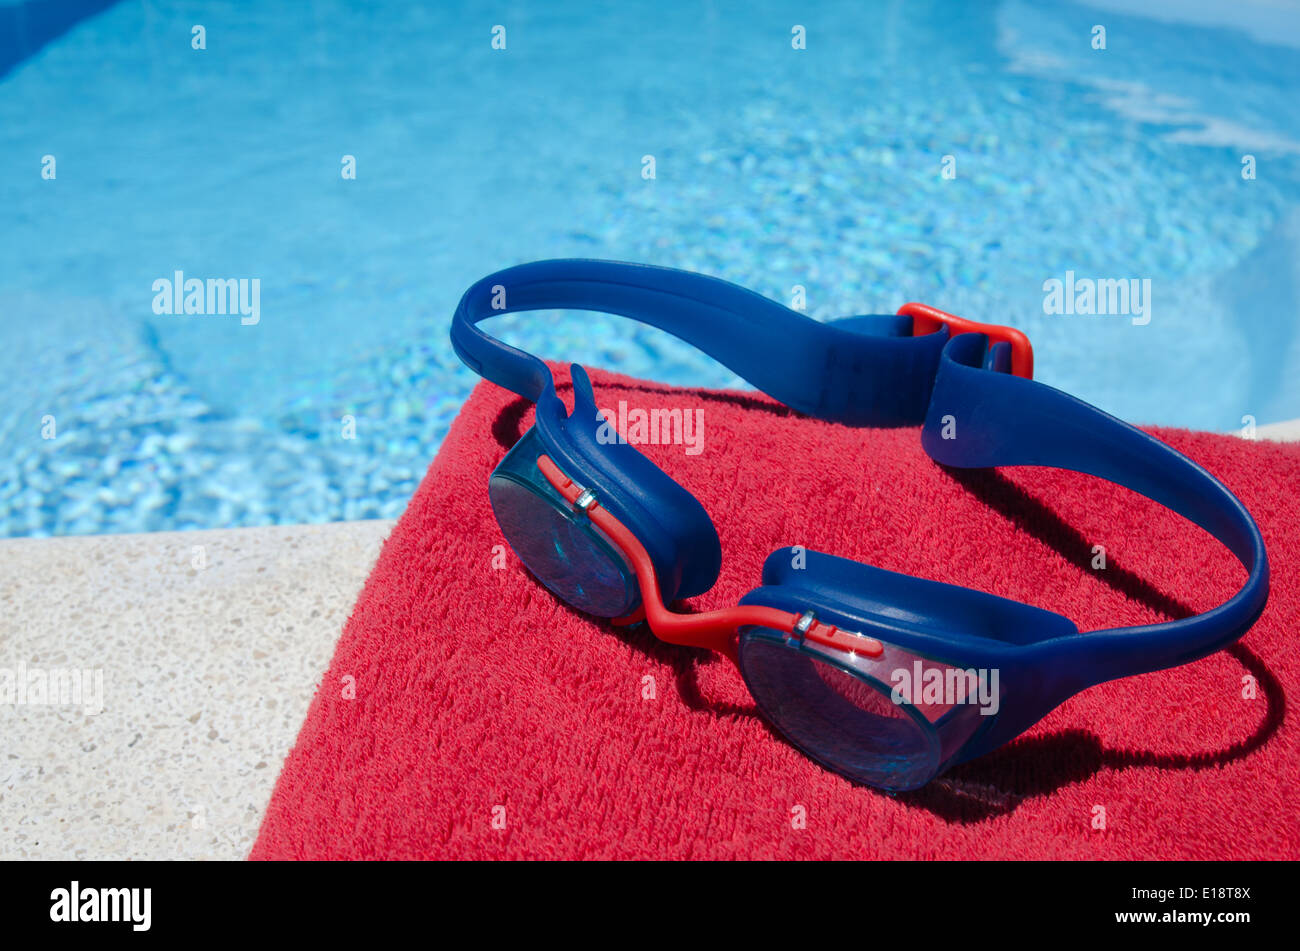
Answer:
[{"left": 2, "top": 0, "right": 1298, "bottom": 537}]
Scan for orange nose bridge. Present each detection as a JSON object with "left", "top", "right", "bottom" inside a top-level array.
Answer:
[{"left": 533, "top": 454, "right": 883, "bottom": 663}]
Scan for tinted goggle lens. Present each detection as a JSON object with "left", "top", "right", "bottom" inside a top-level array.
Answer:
[
  {"left": 489, "top": 433, "right": 639, "bottom": 618},
  {"left": 738, "top": 627, "right": 992, "bottom": 791}
]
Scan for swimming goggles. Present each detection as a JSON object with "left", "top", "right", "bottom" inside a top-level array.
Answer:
[{"left": 450, "top": 259, "right": 1269, "bottom": 791}]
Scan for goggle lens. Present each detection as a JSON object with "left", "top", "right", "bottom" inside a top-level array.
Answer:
[
  {"left": 738, "top": 627, "right": 991, "bottom": 791},
  {"left": 489, "top": 433, "right": 639, "bottom": 618}
]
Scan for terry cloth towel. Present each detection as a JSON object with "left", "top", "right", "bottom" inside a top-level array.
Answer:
[{"left": 252, "top": 364, "right": 1300, "bottom": 860}]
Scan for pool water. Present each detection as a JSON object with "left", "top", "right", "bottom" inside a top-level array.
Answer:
[{"left": 2, "top": 0, "right": 1298, "bottom": 537}]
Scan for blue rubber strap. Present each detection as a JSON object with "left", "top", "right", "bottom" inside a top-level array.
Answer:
[
  {"left": 451, "top": 259, "right": 949, "bottom": 426},
  {"left": 923, "top": 333, "right": 1270, "bottom": 685}
]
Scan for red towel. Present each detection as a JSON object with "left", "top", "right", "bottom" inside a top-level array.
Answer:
[{"left": 251, "top": 364, "right": 1300, "bottom": 859}]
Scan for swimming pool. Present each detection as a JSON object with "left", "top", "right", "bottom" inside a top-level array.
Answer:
[{"left": 2, "top": 0, "right": 1298, "bottom": 537}]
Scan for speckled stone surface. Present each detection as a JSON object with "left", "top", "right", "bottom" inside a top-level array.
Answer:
[
  {"left": 1258, "top": 418, "right": 1300, "bottom": 441},
  {"left": 0, "top": 520, "right": 393, "bottom": 860}
]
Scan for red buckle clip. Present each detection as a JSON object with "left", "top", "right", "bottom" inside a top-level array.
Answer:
[{"left": 897, "top": 302, "right": 1034, "bottom": 379}]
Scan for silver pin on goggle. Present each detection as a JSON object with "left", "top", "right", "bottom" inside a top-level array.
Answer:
[{"left": 789, "top": 610, "right": 817, "bottom": 643}]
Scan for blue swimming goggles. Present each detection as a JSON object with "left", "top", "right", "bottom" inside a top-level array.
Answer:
[{"left": 451, "top": 259, "right": 1269, "bottom": 792}]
